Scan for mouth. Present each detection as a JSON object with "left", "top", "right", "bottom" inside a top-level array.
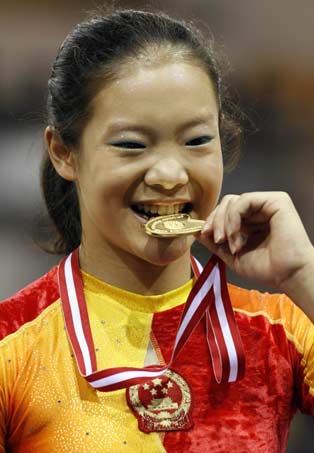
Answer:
[{"left": 131, "top": 202, "right": 193, "bottom": 221}]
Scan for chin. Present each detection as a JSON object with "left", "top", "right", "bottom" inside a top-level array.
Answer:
[{"left": 140, "top": 235, "right": 194, "bottom": 266}]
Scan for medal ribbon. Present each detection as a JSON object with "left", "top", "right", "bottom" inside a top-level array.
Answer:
[{"left": 58, "top": 248, "right": 245, "bottom": 392}]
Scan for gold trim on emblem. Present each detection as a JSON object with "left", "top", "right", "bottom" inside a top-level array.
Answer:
[{"left": 127, "top": 369, "right": 193, "bottom": 432}]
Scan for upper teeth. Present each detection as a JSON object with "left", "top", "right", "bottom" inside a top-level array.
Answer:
[{"left": 138, "top": 203, "right": 186, "bottom": 215}]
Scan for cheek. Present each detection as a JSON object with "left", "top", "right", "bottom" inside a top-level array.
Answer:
[
  {"left": 78, "top": 170, "right": 119, "bottom": 222},
  {"left": 89, "top": 163, "right": 123, "bottom": 197},
  {"left": 195, "top": 155, "right": 223, "bottom": 216}
]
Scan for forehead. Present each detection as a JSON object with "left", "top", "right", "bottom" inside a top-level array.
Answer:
[{"left": 90, "top": 62, "right": 219, "bottom": 125}]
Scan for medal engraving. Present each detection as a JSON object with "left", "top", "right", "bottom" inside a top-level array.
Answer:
[{"left": 144, "top": 214, "right": 205, "bottom": 237}]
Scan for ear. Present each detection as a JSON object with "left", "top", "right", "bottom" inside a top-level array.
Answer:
[{"left": 45, "top": 126, "right": 77, "bottom": 181}]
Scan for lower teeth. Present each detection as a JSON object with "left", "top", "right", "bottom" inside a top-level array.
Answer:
[
  {"left": 144, "top": 212, "right": 160, "bottom": 219},
  {"left": 134, "top": 209, "right": 172, "bottom": 219}
]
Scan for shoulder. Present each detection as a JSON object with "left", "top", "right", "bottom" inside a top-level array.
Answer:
[
  {"left": 228, "top": 283, "right": 314, "bottom": 357},
  {"left": 0, "top": 265, "right": 60, "bottom": 340},
  {"left": 228, "top": 282, "right": 304, "bottom": 322}
]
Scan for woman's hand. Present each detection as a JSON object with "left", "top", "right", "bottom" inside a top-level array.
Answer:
[{"left": 198, "top": 192, "right": 314, "bottom": 300}]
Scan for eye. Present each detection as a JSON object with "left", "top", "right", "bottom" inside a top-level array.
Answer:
[
  {"left": 110, "top": 141, "right": 146, "bottom": 149},
  {"left": 185, "top": 135, "right": 214, "bottom": 146}
]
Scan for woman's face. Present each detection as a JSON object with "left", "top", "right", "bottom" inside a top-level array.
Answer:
[{"left": 75, "top": 62, "right": 223, "bottom": 265}]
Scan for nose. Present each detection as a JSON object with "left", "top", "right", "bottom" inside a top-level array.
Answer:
[{"left": 144, "top": 157, "right": 189, "bottom": 190}]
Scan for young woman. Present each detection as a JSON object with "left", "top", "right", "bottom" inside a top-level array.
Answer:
[{"left": 0, "top": 8, "right": 313, "bottom": 453}]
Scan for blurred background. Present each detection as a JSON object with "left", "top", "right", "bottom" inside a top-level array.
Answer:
[{"left": 0, "top": 0, "right": 313, "bottom": 449}]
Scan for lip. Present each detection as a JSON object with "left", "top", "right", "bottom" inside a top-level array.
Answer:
[{"left": 131, "top": 199, "right": 192, "bottom": 206}]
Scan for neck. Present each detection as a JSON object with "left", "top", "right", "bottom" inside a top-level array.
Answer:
[{"left": 78, "top": 242, "right": 192, "bottom": 295}]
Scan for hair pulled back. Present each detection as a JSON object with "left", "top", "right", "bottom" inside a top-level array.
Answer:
[{"left": 42, "top": 7, "right": 242, "bottom": 255}]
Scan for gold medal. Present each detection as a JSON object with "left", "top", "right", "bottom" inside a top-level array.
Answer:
[{"left": 144, "top": 213, "right": 205, "bottom": 237}]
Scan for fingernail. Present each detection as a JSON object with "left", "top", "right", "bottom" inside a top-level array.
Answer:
[
  {"left": 235, "top": 233, "right": 247, "bottom": 250},
  {"left": 229, "top": 233, "right": 246, "bottom": 254},
  {"left": 229, "top": 240, "right": 237, "bottom": 255},
  {"left": 214, "top": 229, "right": 224, "bottom": 244},
  {"left": 202, "top": 221, "right": 211, "bottom": 232},
  {"left": 234, "top": 234, "right": 243, "bottom": 250}
]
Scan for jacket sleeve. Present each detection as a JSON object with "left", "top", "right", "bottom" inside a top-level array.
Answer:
[
  {"left": 0, "top": 328, "right": 27, "bottom": 451},
  {"left": 284, "top": 294, "right": 314, "bottom": 415},
  {"left": 0, "top": 335, "right": 12, "bottom": 451}
]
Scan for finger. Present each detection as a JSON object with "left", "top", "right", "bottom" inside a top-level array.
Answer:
[
  {"left": 198, "top": 233, "right": 236, "bottom": 266},
  {"left": 227, "top": 192, "right": 277, "bottom": 228},
  {"left": 225, "top": 193, "right": 271, "bottom": 245},
  {"left": 211, "top": 195, "right": 239, "bottom": 244},
  {"left": 225, "top": 200, "right": 271, "bottom": 254},
  {"left": 202, "top": 193, "right": 272, "bottom": 254},
  {"left": 223, "top": 198, "right": 248, "bottom": 253},
  {"left": 225, "top": 202, "right": 241, "bottom": 237},
  {"left": 226, "top": 224, "right": 269, "bottom": 255}
]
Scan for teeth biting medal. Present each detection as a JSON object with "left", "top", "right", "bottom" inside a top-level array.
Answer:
[{"left": 144, "top": 213, "right": 205, "bottom": 237}]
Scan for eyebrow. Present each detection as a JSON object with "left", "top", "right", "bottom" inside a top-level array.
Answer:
[{"left": 105, "top": 114, "right": 216, "bottom": 136}]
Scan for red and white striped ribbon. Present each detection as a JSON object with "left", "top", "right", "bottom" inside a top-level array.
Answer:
[
  {"left": 58, "top": 248, "right": 245, "bottom": 392},
  {"left": 190, "top": 256, "right": 245, "bottom": 383}
]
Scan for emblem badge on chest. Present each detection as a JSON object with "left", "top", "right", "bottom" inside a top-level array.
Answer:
[{"left": 126, "top": 369, "right": 193, "bottom": 433}]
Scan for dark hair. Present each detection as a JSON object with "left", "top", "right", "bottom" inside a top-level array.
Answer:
[{"left": 41, "top": 7, "right": 242, "bottom": 255}]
